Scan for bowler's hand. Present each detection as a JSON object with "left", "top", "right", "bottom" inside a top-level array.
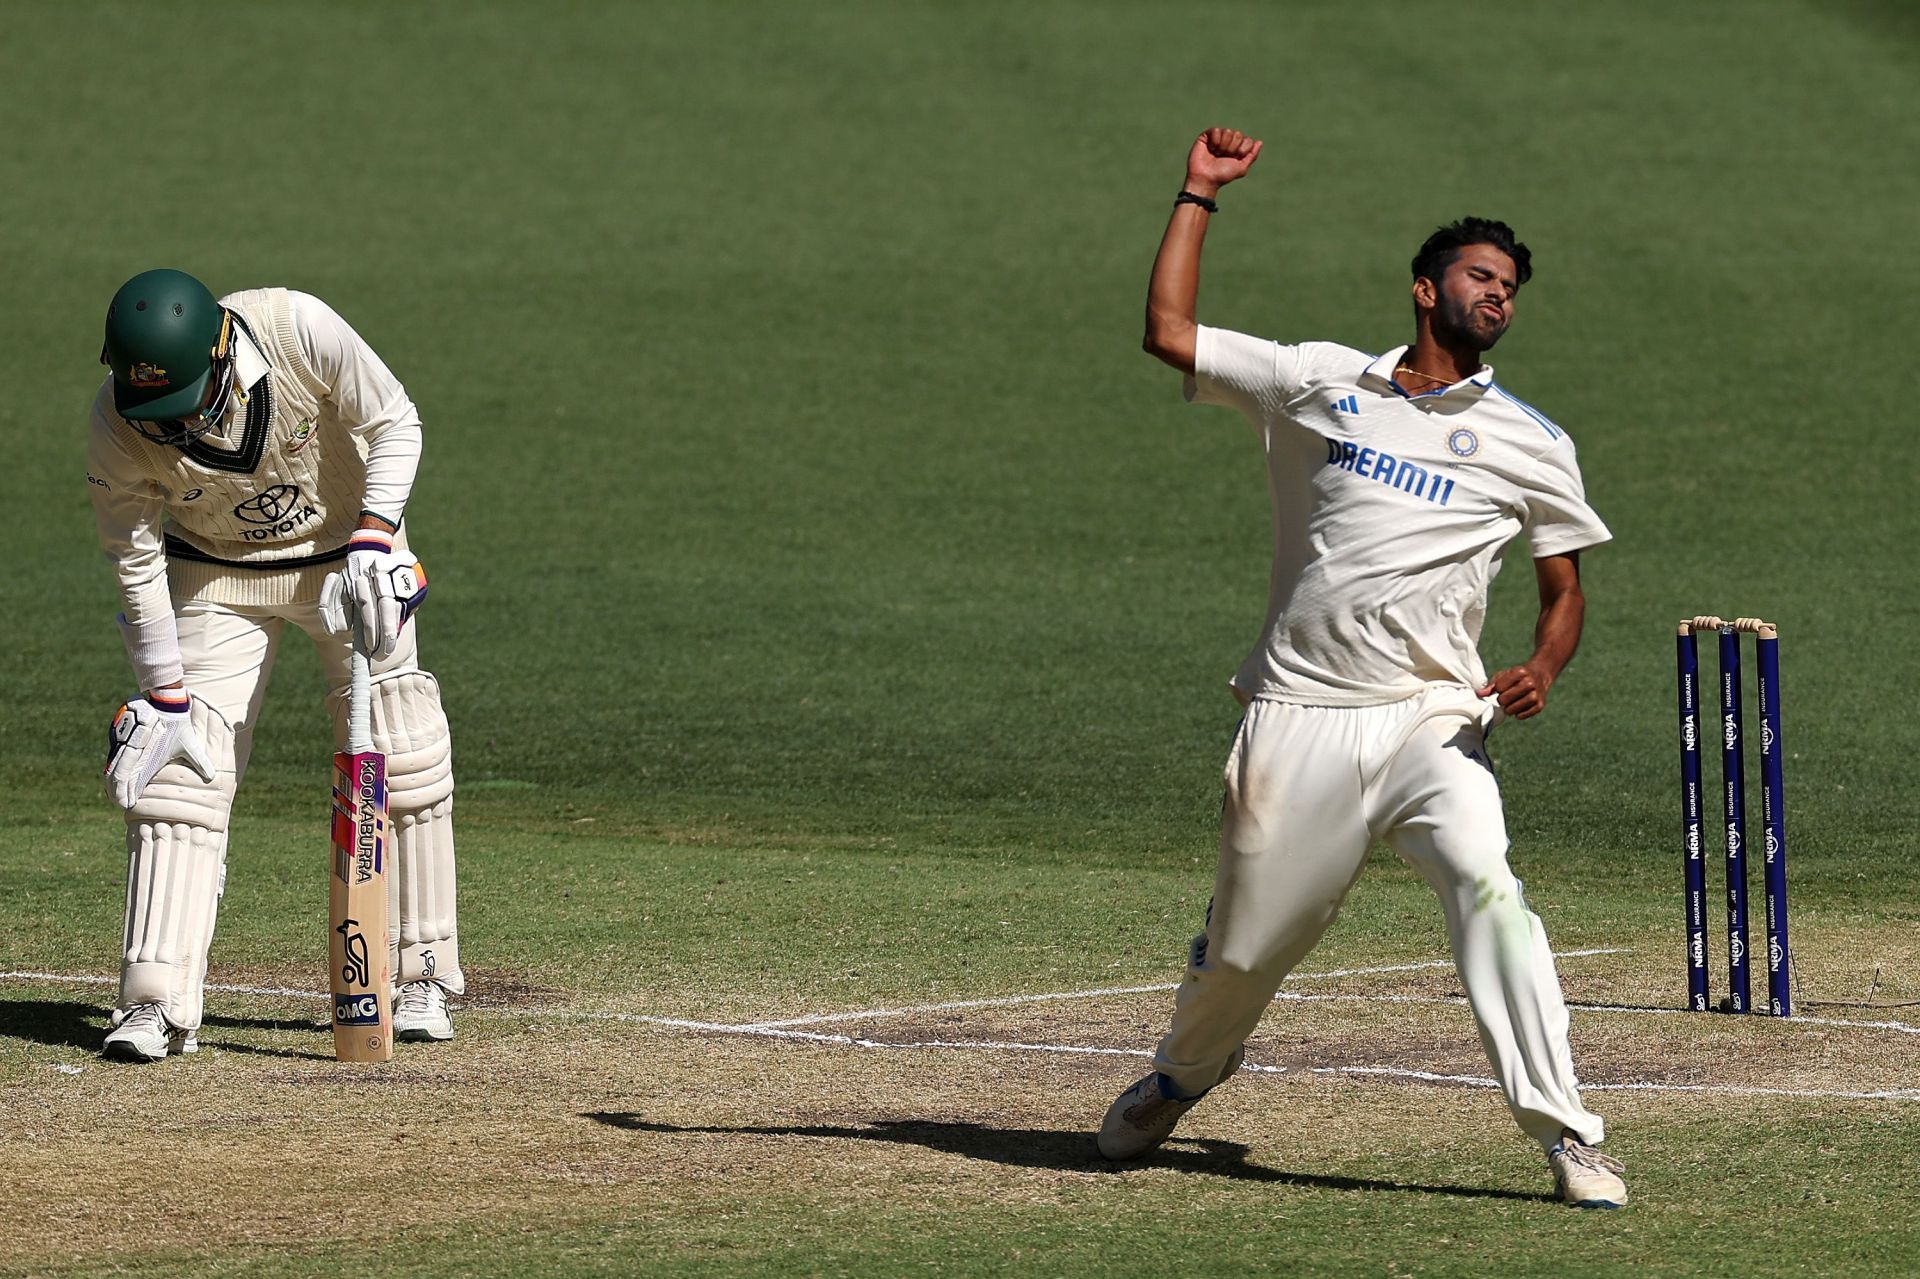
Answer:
[
  {"left": 1478, "top": 663, "right": 1554, "bottom": 720},
  {"left": 1185, "top": 127, "right": 1263, "bottom": 196}
]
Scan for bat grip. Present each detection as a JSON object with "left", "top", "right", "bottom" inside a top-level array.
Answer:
[{"left": 347, "top": 648, "right": 373, "bottom": 754}]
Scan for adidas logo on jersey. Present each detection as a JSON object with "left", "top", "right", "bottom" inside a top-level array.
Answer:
[{"left": 1333, "top": 395, "right": 1360, "bottom": 415}]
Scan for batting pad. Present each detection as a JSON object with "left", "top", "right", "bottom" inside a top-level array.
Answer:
[
  {"left": 392, "top": 796, "right": 462, "bottom": 992},
  {"left": 327, "top": 669, "right": 455, "bottom": 812},
  {"left": 118, "top": 695, "right": 238, "bottom": 1031},
  {"left": 127, "top": 693, "right": 238, "bottom": 829},
  {"left": 333, "top": 669, "right": 463, "bottom": 993},
  {"left": 119, "top": 822, "right": 228, "bottom": 1030}
]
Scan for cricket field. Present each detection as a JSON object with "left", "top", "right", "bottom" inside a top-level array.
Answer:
[{"left": 3, "top": 3, "right": 1916, "bottom": 1275}]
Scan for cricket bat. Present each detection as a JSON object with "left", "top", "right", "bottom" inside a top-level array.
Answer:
[{"left": 329, "top": 647, "right": 392, "bottom": 1061}]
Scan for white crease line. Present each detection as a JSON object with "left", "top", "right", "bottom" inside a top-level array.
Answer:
[
  {"left": 510, "top": 996, "right": 1920, "bottom": 1043},
  {"left": 1, "top": 972, "right": 118, "bottom": 988},
  {"left": 0, "top": 971, "right": 323, "bottom": 1000},
  {"left": 8, "top": 962, "right": 1918, "bottom": 1041},
  {"left": 732, "top": 949, "right": 1628, "bottom": 1031},
  {"left": 1268, "top": 990, "right": 1920, "bottom": 1038},
  {"left": 1566, "top": 1002, "right": 1920, "bottom": 1037},
  {"left": 14, "top": 971, "right": 1904, "bottom": 1103},
  {"left": 735, "top": 984, "right": 1176, "bottom": 1031},
  {"left": 1580, "top": 1079, "right": 1920, "bottom": 1102},
  {"left": 1784, "top": 1014, "right": 1920, "bottom": 1036},
  {"left": 7, "top": 968, "right": 1917, "bottom": 1099},
  {"left": 508, "top": 1017, "right": 1920, "bottom": 1103},
  {"left": 1313, "top": 1065, "right": 1920, "bottom": 1102}
]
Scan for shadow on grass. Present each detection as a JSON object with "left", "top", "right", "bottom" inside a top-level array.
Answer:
[
  {"left": 0, "top": 997, "right": 329, "bottom": 1059},
  {"left": 584, "top": 1113, "right": 1550, "bottom": 1202}
]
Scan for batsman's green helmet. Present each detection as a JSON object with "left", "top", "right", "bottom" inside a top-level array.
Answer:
[{"left": 101, "top": 269, "right": 231, "bottom": 421}]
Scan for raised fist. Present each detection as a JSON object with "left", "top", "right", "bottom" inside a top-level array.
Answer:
[{"left": 1186, "top": 127, "right": 1263, "bottom": 195}]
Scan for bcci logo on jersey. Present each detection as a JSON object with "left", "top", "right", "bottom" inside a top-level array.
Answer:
[{"left": 334, "top": 993, "right": 381, "bottom": 1026}]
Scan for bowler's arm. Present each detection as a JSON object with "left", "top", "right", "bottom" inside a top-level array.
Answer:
[
  {"left": 1142, "top": 128, "right": 1263, "bottom": 375},
  {"left": 1478, "top": 552, "right": 1585, "bottom": 720}
]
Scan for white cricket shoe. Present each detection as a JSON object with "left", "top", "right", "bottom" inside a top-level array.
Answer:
[
  {"left": 102, "top": 1003, "right": 198, "bottom": 1062},
  {"left": 1549, "top": 1131, "right": 1628, "bottom": 1208},
  {"left": 393, "top": 981, "right": 455, "bottom": 1043},
  {"left": 1097, "top": 1045, "right": 1246, "bottom": 1160}
]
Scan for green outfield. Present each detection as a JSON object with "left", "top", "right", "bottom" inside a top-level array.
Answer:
[{"left": 4, "top": 1, "right": 1917, "bottom": 1275}]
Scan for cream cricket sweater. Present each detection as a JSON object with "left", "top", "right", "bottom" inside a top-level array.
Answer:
[{"left": 86, "top": 287, "right": 424, "bottom": 689}]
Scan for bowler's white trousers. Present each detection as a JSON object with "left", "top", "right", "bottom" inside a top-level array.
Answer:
[{"left": 1152, "top": 688, "right": 1604, "bottom": 1149}]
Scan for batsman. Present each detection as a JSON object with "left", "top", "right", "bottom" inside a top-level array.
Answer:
[{"left": 87, "top": 270, "right": 464, "bottom": 1061}]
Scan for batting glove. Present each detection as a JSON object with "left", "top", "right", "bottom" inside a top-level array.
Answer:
[
  {"left": 320, "top": 530, "right": 428, "bottom": 661},
  {"left": 105, "top": 689, "right": 216, "bottom": 809}
]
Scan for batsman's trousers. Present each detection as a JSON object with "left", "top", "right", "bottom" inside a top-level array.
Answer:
[{"left": 116, "top": 591, "right": 461, "bottom": 1031}]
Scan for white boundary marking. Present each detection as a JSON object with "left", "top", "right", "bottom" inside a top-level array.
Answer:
[{"left": 7, "top": 956, "right": 1919, "bottom": 1103}]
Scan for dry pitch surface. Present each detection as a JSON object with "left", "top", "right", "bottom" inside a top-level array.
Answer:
[{"left": 7, "top": 937, "right": 1919, "bottom": 1273}]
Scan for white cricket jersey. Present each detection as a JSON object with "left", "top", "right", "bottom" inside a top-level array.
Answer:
[
  {"left": 86, "top": 288, "right": 423, "bottom": 690},
  {"left": 1185, "top": 326, "right": 1610, "bottom": 705}
]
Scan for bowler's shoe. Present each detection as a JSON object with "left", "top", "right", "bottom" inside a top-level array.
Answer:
[{"left": 1097, "top": 1045, "right": 1246, "bottom": 1160}]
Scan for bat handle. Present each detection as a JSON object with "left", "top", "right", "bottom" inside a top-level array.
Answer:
[{"left": 347, "top": 648, "right": 374, "bottom": 754}]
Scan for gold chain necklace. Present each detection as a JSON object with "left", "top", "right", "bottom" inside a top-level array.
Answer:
[{"left": 1394, "top": 363, "right": 1460, "bottom": 388}]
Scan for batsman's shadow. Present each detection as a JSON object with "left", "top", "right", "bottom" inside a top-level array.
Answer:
[
  {"left": 0, "top": 1000, "right": 109, "bottom": 1052},
  {"left": 0, "top": 997, "right": 331, "bottom": 1060},
  {"left": 584, "top": 1114, "right": 1549, "bottom": 1202}
]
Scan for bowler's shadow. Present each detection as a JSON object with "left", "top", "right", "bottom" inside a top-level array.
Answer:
[
  {"left": 585, "top": 1114, "right": 1549, "bottom": 1202},
  {"left": 0, "top": 998, "right": 333, "bottom": 1060}
]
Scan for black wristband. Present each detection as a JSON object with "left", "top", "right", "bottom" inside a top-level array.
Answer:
[{"left": 1175, "top": 190, "right": 1218, "bottom": 213}]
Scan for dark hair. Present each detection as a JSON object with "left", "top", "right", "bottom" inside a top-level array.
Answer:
[{"left": 1411, "top": 217, "right": 1532, "bottom": 287}]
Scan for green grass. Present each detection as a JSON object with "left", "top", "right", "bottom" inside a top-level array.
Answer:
[{"left": 4, "top": 1, "right": 1918, "bottom": 1275}]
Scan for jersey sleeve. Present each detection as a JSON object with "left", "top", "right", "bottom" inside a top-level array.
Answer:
[
  {"left": 86, "top": 395, "right": 184, "bottom": 690},
  {"left": 1521, "top": 436, "right": 1612, "bottom": 558},
  {"left": 1182, "top": 325, "right": 1307, "bottom": 424},
  {"left": 289, "top": 291, "right": 423, "bottom": 524}
]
